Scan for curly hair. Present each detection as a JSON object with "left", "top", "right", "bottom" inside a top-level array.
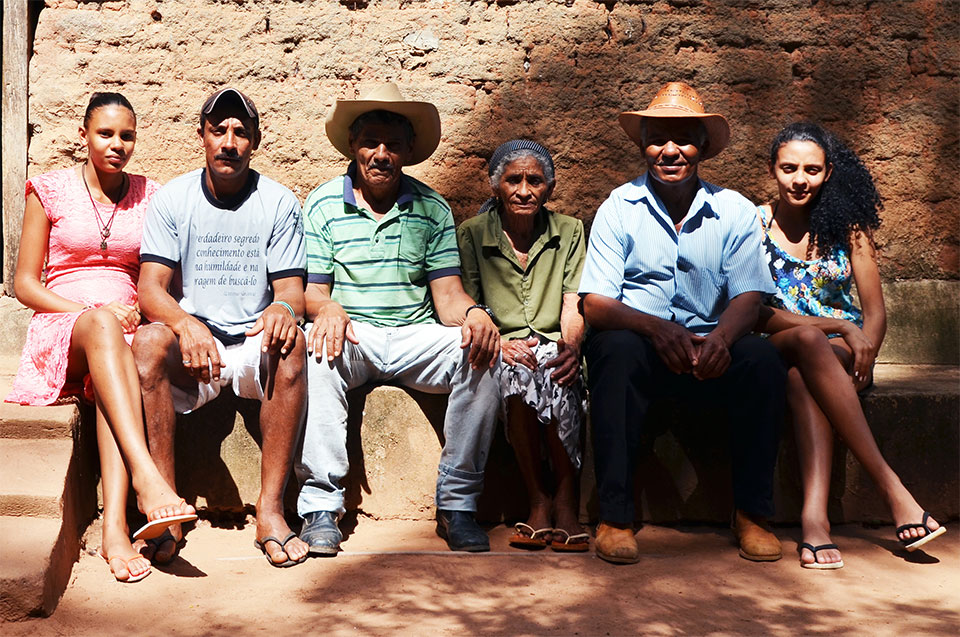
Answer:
[{"left": 769, "top": 122, "right": 882, "bottom": 257}]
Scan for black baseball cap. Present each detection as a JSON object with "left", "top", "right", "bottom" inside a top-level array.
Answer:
[{"left": 200, "top": 87, "right": 259, "bottom": 130}]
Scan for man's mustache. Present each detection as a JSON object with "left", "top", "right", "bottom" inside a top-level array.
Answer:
[
  {"left": 367, "top": 160, "right": 394, "bottom": 172},
  {"left": 215, "top": 153, "right": 240, "bottom": 161}
]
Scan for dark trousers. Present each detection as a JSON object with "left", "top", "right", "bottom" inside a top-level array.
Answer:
[{"left": 584, "top": 329, "right": 786, "bottom": 524}]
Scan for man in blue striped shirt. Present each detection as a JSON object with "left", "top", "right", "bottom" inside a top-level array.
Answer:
[
  {"left": 579, "top": 83, "right": 787, "bottom": 564},
  {"left": 297, "top": 84, "right": 501, "bottom": 554}
]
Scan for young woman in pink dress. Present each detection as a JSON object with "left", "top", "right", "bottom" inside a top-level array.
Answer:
[
  {"left": 7, "top": 93, "right": 196, "bottom": 583},
  {"left": 756, "top": 122, "right": 944, "bottom": 569}
]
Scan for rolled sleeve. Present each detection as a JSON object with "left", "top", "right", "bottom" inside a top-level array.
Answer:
[{"left": 562, "top": 220, "right": 586, "bottom": 295}]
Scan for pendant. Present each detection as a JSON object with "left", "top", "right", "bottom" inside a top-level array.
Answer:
[
  {"left": 100, "top": 240, "right": 108, "bottom": 251},
  {"left": 102, "top": 228, "right": 111, "bottom": 239}
]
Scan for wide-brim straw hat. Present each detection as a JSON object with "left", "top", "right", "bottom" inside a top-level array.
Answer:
[
  {"left": 325, "top": 82, "right": 441, "bottom": 166},
  {"left": 618, "top": 82, "right": 730, "bottom": 160}
]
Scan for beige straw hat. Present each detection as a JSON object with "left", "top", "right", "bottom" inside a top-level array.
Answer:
[
  {"left": 325, "top": 82, "right": 441, "bottom": 165},
  {"left": 618, "top": 82, "right": 730, "bottom": 160}
]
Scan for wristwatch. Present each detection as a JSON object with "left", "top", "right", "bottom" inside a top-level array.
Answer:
[{"left": 465, "top": 303, "right": 497, "bottom": 322}]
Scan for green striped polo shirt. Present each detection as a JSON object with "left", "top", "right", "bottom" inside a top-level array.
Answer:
[{"left": 303, "top": 164, "right": 461, "bottom": 327}]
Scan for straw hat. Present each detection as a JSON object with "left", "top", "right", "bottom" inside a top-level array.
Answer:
[
  {"left": 325, "top": 83, "right": 441, "bottom": 165},
  {"left": 618, "top": 82, "right": 730, "bottom": 160}
]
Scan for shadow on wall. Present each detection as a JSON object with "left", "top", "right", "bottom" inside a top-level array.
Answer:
[
  {"left": 430, "top": 1, "right": 957, "bottom": 279},
  {"left": 21, "top": 1, "right": 958, "bottom": 278}
]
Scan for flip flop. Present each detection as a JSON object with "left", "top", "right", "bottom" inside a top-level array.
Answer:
[
  {"left": 143, "top": 531, "right": 185, "bottom": 565},
  {"left": 255, "top": 532, "right": 308, "bottom": 568},
  {"left": 100, "top": 551, "right": 151, "bottom": 583},
  {"left": 550, "top": 529, "right": 590, "bottom": 553},
  {"left": 799, "top": 542, "right": 844, "bottom": 570},
  {"left": 897, "top": 511, "right": 946, "bottom": 552},
  {"left": 509, "top": 522, "right": 552, "bottom": 549},
  {"left": 132, "top": 498, "right": 198, "bottom": 541}
]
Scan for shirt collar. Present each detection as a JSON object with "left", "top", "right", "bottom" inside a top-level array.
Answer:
[
  {"left": 623, "top": 172, "right": 720, "bottom": 225},
  {"left": 479, "top": 205, "right": 557, "bottom": 249},
  {"left": 343, "top": 161, "right": 414, "bottom": 212}
]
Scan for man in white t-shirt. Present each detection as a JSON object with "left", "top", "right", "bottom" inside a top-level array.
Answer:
[{"left": 134, "top": 88, "right": 309, "bottom": 568}]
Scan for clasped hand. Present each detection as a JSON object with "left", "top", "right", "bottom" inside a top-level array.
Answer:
[
  {"left": 502, "top": 336, "right": 580, "bottom": 386},
  {"left": 100, "top": 301, "right": 141, "bottom": 334},
  {"left": 651, "top": 319, "right": 730, "bottom": 380}
]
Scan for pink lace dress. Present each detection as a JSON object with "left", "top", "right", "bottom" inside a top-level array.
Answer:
[{"left": 6, "top": 167, "right": 160, "bottom": 405}]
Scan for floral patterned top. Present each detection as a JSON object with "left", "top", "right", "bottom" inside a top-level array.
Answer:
[{"left": 760, "top": 207, "right": 862, "bottom": 327}]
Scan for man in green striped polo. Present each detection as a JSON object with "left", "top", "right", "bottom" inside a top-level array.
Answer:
[{"left": 296, "top": 84, "right": 502, "bottom": 554}]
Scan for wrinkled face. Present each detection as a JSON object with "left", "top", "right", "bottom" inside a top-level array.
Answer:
[
  {"left": 495, "top": 156, "right": 553, "bottom": 218},
  {"left": 770, "top": 140, "right": 832, "bottom": 209},
  {"left": 643, "top": 118, "right": 703, "bottom": 186},
  {"left": 199, "top": 105, "right": 259, "bottom": 182},
  {"left": 349, "top": 122, "right": 413, "bottom": 192},
  {"left": 80, "top": 104, "right": 137, "bottom": 173}
]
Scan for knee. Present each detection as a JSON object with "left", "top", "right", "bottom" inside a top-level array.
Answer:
[
  {"left": 791, "top": 325, "right": 831, "bottom": 353},
  {"left": 274, "top": 330, "right": 307, "bottom": 387},
  {"left": 131, "top": 324, "right": 177, "bottom": 381},
  {"left": 77, "top": 308, "right": 125, "bottom": 340},
  {"left": 585, "top": 330, "right": 646, "bottom": 367}
]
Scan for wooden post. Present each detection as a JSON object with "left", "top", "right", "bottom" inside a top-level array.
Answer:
[{"left": 2, "top": 0, "right": 29, "bottom": 296}]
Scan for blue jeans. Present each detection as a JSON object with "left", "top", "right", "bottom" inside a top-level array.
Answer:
[{"left": 296, "top": 321, "right": 500, "bottom": 517}]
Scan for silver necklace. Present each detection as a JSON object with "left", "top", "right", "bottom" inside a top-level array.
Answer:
[{"left": 81, "top": 163, "right": 126, "bottom": 251}]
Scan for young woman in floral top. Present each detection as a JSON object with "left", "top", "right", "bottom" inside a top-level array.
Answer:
[{"left": 756, "top": 122, "right": 943, "bottom": 569}]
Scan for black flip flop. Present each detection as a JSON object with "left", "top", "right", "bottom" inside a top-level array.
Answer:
[
  {"left": 897, "top": 511, "right": 947, "bottom": 552},
  {"left": 799, "top": 542, "right": 843, "bottom": 569},
  {"left": 254, "top": 532, "right": 308, "bottom": 568}
]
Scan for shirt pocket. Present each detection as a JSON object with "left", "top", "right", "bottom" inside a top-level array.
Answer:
[
  {"left": 676, "top": 265, "right": 728, "bottom": 321},
  {"left": 398, "top": 216, "right": 431, "bottom": 266}
]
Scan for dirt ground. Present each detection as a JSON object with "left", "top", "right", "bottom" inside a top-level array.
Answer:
[{"left": 6, "top": 518, "right": 958, "bottom": 636}]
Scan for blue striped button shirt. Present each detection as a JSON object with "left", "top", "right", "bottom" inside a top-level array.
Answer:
[{"left": 579, "top": 172, "right": 774, "bottom": 334}]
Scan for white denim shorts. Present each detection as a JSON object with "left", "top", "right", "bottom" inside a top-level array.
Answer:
[{"left": 172, "top": 331, "right": 265, "bottom": 414}]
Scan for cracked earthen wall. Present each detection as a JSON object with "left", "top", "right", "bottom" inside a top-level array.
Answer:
[{"left": 25, "top": 0, "right": 959, "bottom": 279}]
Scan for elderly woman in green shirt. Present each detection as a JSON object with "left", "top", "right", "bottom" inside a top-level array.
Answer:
[{"left": 457, "top": 140, "right": 588, "bottom": 552}]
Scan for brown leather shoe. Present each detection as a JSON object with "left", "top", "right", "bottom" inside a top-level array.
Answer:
[
  {"left": 732, "top": 509, "right": 782, "bottom": 562},
  {"left": 595, "top": 522, "right": 640, "bottom": 564}
]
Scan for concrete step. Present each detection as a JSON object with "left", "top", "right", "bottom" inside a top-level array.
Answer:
[
  {"left": 160, "top": 363, "right": 958, "bottom": 526},
  {"left": 0, "top": 356, "right": 82, "bottom": 441},
  {"left": 0, "top": 439, "right": 73, "bottom": 518},
  {"left": 0, "top": 516, "right": 76, "bottom": 621}
]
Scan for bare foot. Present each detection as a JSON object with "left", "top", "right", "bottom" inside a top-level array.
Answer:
[
  {"left": 256, "top": 511, "right": 308, "bottom": 565},
  {"left": 799, "top": 518, "right": 842, "bottom": 567}
]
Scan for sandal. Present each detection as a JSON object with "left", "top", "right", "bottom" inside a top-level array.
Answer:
[
  {"left": 132, "top": 498, "right": 198, "bottom": 541},
  {"left": 143, "top": 531, "right": 185, "bottom": 565},
  {"left": 100, "top": 550, "right": 151, "bottom": 583},
  {"left": 509, "top": 522, "right": 552, "bottom": 549},
  {"left": 897, "top": 512, "right": 946, "bottom": 552},
  {"left": 254, "top": 532, "right": 308, "bottom": 568},
  {"left": 799, "top": 542, "right": 843, "bottom": 570},
  {"left": 550, "top": 529, "right": 590, "bottom": 553}
]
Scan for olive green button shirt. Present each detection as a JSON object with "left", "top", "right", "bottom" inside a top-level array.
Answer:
[{"left": 457, "top": 206, "right": 586, "bottom": 341}]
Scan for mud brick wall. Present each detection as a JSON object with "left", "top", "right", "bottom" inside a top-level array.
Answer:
[{"left": 25, "top": 0, "right": 958, "bottom": 279}]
